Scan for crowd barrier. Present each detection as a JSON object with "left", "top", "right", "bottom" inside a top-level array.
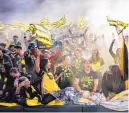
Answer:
[{"left": 0, "top": 105, "right": 128, "bottom": 112}]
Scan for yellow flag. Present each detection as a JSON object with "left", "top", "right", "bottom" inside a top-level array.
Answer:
[
  {"left": 77, "top": 17, "right": 86, "bottom": 28},
  {"left": 8, "top": 22, "right": 28, "bottom": 30},
  {"left": 68, "top": 21, "right": 75, "bottom": 27},
  {"left": 40, "top": 18, "right": 50, "bottom": 25},
  {"left": 52, "top": 16, "right": 66, "bottom": 28},
  {"left": 28, "top": 24, "right": 36, "bottom": 33},
  {"left": 27, "top": 24, "right": 52, "bottom": 48},
  {"left": 36, "top": 37, "right": 52, "bottom": 48},
  {"left": 2, "top": 27, "right": 13, "bottom": 36},
  {"left": 119, "top": 37, "right": 128, "bottom": 89},
  {"left": 0, "top": 24, "right": 4, "bottom": 30},
  {"left": 107, "top": 16, "right": 128, "bottom": 34},
  {"left": 35, "top": 24, "right": 51, "bottom": 37},
  {"left": 40, "top": 18, "right": 52, "bottom": 30}
]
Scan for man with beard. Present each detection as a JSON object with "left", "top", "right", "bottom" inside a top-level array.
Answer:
[{"left": 14, "top": 45, "right": 36, "bottom": 81}]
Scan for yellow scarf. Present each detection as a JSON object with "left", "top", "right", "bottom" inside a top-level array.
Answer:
[
  {"left": 0, "top": 75, "right": 7, "bottom": 90},
  {"left": 25, "top": 86, "right": 36, "bottom": 98},
  {"left": 76, "top": 57, "right": 82, "bottom": 69},
  {"left": 21, "top": 57, "right": 26, "bottom": 73}
]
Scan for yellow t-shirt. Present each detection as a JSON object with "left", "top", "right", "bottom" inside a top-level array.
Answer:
[{"left": 91, "top": 60, "right": 101, "bottom": 71}]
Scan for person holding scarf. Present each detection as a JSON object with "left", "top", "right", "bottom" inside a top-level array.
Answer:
[{"left": 55, "top": 55, "right": 76, "bottom": 89}]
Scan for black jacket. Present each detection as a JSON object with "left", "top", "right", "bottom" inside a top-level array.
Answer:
[
  {"left": 24, "top": 52, "right": 37, "bottom": 80},
  {"left": 0, "top": 54, "right": 13, "bottom": 76}
]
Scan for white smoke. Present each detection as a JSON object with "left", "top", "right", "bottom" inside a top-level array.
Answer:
[
  {"left": 0, "top": 0, "right": 128, "bottom": 67},
  {"left": 1, "top": 0, "right": 128, "bottom": 24},
  {"left": 0, "top": 0, "right": 128, "bottom": 42}
]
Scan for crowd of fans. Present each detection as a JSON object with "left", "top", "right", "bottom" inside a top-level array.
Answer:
[{"left": 0, "top": 31, "right": 127, "bottom": 106}]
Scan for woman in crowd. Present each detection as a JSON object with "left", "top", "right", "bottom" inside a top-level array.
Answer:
[
  {"left": 102, "top": 65, "right": 125, "bottom": 101},
  {"left": 34, "top": 51, "right": 64, "bottom": 105},
  {"left": 90, "top": 48, "right": 104, "bottom": 91},
  {"left": 40, "top": 58, "right": 60, "bottom": 94},
  {"left": 109, "top": 34, "right": 122, "bottom": 65}
]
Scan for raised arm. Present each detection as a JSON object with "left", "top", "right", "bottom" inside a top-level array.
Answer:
[{"left": 109, "top": 39, "right": 116, "bottom": 59}]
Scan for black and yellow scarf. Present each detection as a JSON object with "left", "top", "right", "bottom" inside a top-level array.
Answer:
[
  {"left": 21, "top": 57, "right": 26, "bottom": 73},
  {"left": 0, "top": 75, "right": 7, "bottom": 90},
  {"left": 61, "top": 65, "right": 73, "bottom": 81},
  {"left": 76, "top": 57, "right": 83, "bottom": 69},
  {"left": 25, "top": 85, "right": 41, "bottom": 106}
]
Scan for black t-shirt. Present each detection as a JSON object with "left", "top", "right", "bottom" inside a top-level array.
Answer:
[
  {"left": 55, "top": 65, "right": 76, "bottom": 89},
  {"left": 76, "top": 70, "right": 98, "bottom": 91}
]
